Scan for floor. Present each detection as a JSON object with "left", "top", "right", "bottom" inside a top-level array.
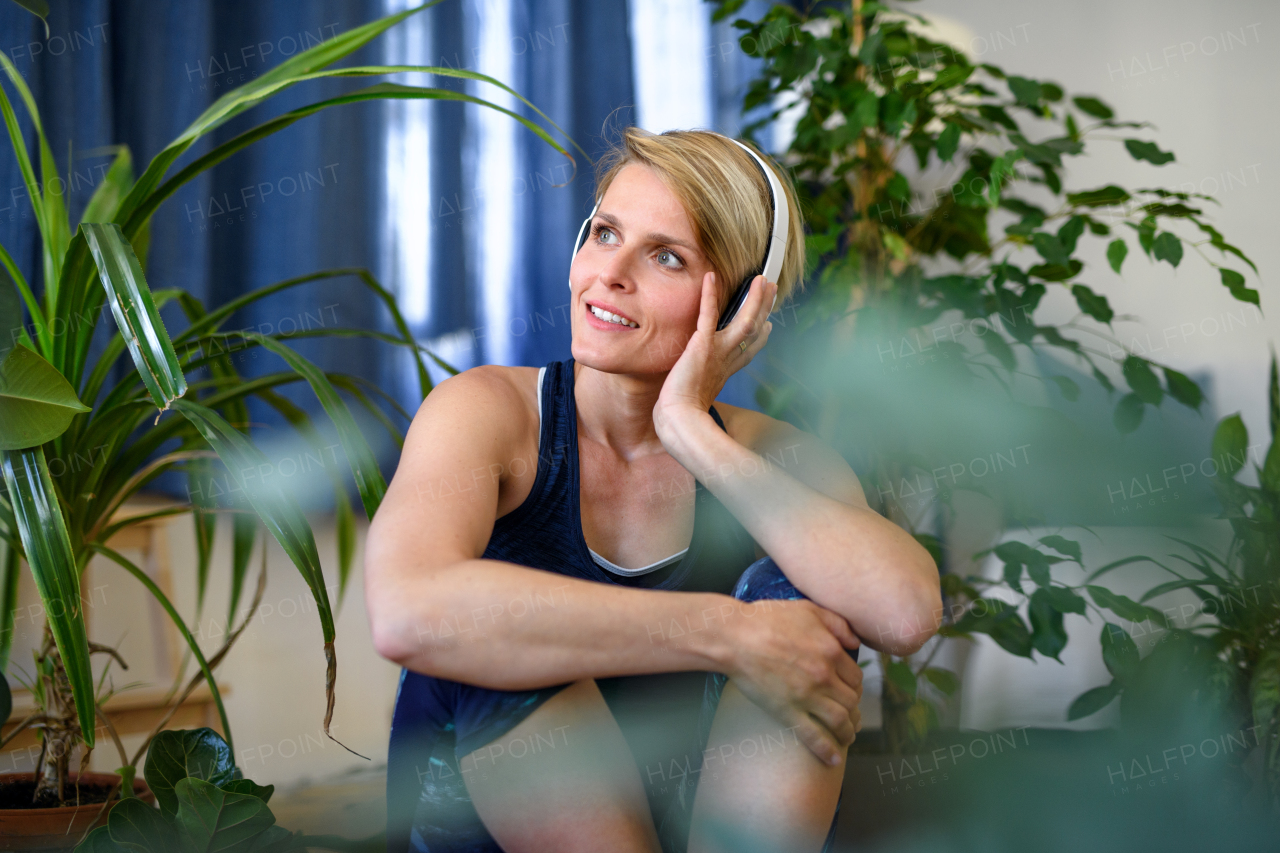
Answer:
[{"left": 268, "top": 761, "right": 389, "bottom": 847}]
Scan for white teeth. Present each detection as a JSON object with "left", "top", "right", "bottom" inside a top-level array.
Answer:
[{"left": 589, "top": 305, "right": 637, "bottom": 327}]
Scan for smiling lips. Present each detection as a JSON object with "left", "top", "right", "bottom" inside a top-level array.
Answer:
[{"left": 585, "top": 301, "right": 639, "bottom": 329}]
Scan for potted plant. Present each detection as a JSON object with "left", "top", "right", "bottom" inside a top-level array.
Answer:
[
  {"left": 1059, "top": 355, "right": 1280, "bottom": 809},
  {"left": 706, "top": 0, "right": 1259, "bottom": 762},
  {"left": 0, "top": 0, "right": 575, "bottom": 848}
]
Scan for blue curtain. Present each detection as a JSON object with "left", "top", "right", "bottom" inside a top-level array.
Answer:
[
  {"left": 1, "top": 0, "right": 771, "bottom": 495},
  {"left": 1, "top": 0, "right": 392, "bottom": 500}
]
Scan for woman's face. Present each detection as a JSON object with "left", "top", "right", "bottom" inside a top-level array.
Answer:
[{"left": 569, "top": 163, "right": 717, "bottom": 375}]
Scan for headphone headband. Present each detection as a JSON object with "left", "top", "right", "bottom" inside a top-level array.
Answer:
[{"left": 570, "top": 131, "right": 787, "bottom": 330}]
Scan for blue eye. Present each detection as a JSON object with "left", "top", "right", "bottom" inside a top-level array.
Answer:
[
  {"left": 656, "top": 249, "right": 684, "bottom": 269},
  {"left": 591, "top": 223, "right": 616, "bottom": 245}
]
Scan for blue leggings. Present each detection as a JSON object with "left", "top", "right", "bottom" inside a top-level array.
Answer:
[{"left": 385, "top": 557, "right": 855, "bottom": 853}]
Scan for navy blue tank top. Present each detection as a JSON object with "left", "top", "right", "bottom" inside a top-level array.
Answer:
[
  {"left": 384, "top": 357, "right": 763, "bottom": 852},
  {"left": 479, "top": 356, "right": 760, "bottom": 594}
]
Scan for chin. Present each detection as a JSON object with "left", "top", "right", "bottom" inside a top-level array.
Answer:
[{"left": 571, "top": 336, "right": 671, "bottom": 376}]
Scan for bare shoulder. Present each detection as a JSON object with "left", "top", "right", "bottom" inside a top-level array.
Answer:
[
  {"left": 711, "top": 401, "right": 869, "bottom": 509},
  {"left": 400, "top": 364, "right": 537, "bottom": 465},
  {"left": 418, "top": 364, "right": 537, "bottom": 422}
]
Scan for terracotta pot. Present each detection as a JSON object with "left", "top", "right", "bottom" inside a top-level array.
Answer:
[{"left": 0, "top": 771, "right": 155, "bottom": 851}]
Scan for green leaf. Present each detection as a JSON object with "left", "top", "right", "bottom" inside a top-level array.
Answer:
[
  {"left": 220, "top": 778, "right": 275, "bottom": 804},
  {"left": 1122, "top": 356, "right": 1162, "bottom": 405},
  {"left": 106, "top": 795, "right": 179, "bottom": 851},
  {"left": 229, "top": 513, "right": 257, "bottom": 632},
  {"left": 239, "top": 332, "right": 386, "bottom": 519},
  {"left": 1129, "top": 217, "right": 1157, "bottom": 256},
  {"left": 1092, "top": 364, "right": 1115, "bottom": 394},
  {"left": 1163, "top": 368, "right": 1203, "bottom": 411},
  {"left": 1067, "top": 185, "right": 1129, "bottom": 207},
  {"left": 1003, "top": 554, "right": 1024, "bottom": 593},
  {"left": 143, "top": 727, "right": 240, "bottom": 818},
  {"left": 1089, "top": 587, "right": 1168, "bottom": 626},
  {"left": 1067, "top": 680, "right": 1121, "bottom": 720},
  {"left": 1049, "top": 375, "right": 1080, "bottom": 401},
  {"left": 1071, "top": 284, "right": 1114, "bottom": 324},
  {"left": 0, "top": 264, "right": 19, "bottom": 362},
  {"left": 1100, "top": 622, "right": 1139, "bottom": 681},
  {"left": 1031, "top": 232, "right": 1069, "bottom": 267},
  {"left": 1113, "top": 393, "right": 1144, "bottom": 434},
  {"left": 1124, "top": 139, "right": 1175, "bottom": 165},
  {"left": 854, "top": 90, "right": 879, "bottom": 133},
  {"left": 936, "top": 122, "right": 961, "bottom": 162},
  {"left": 0, "top": 448, "right": 97, "bottom": 747},
  {"left": 91, "top": 545, "right": 233, "bottom": 760},
  {"left": 1106, "top": 239, "right": 1128, "bottom": 273},
  {"left": 885, "top": 660, "right": 917, "bottom": 698},
  {"left": 1194, "top": 220, "right": 1258, "bottom": 274},
  {"left": 1219, "top": 268, "right": 1259, "bottom": 306},
  {"left": 982, "top": 332, "right": 1017, "bottom": 371},
  {"left": 1044, "top": 585, "right": 1088, "bottom": 614},
  {"left": 1027, "top": 259, "right": 1082, "bottom": 281},
  {"left": 1152, "top": 231, "right": 1183, "bottom": 267},
  {"left": 0, "top": 344, "right": 91, "bottom": 449},
  {"left": 1211, "top": 414, "right": 1248, "bottom": 478},
  {"left": 1029, "top": 589, "right": 1067, "bottom": 660},
  {"left": 1250, "top": 647, "right": 1280, "bottom": 750},
  {"left": 1057, "top": 215, "right": 1085, "bottom": 255},
  {"left": 921, "top": 667, "right": 959, "bottom": 696},
  {"left": 1072, "top": 96, "right": 1114, "bottom": 119},
  {"left": 171, "top": 400, "right": 341, "bottom": 739},
  {"left": 0, "top": 50, "right": 65, "bottom": 291},
  {"left": 82, "top": 223, "right": 188, "bottom": 411},
  {"left": 174, "top": 776, "right": 277, "bottom": 852},
  {"left": 1007, "top": 75, "right": 1042, "bottom": 105},
  {"left": 79, "top": 146, "right": 135, "bottom": 226},
  {"left": 1039, "top": 535, "right": 1081, "bottom": 562},
  {"left": 1263, "top": 434, "right": 1280, "bottom": 495},
  {"left": 988, "top": 610, "right": 1034, "bottom": 657}
]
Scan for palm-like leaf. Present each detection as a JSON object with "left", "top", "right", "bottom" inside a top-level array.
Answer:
[{"left": 0, "top": 447, "right": 96, "bottom": 746}]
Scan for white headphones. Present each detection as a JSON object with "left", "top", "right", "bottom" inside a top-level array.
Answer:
[{"left": 569, "top": 132, "right": 788, "bottom": 331}]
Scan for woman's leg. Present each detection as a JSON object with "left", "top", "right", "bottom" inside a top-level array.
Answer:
[
  {"left": 460, "top": 677, "right": 664, "bottom": 853},
  {"left": 686, "top": 557, "right": 853, "bottom": 853}
]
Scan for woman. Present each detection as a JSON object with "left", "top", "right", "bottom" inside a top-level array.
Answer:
[{"left": 365, "top": 128, "right": 941, "bottom": 853}]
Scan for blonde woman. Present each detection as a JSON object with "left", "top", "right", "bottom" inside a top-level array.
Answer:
[{"left": 368, "top": 127, "right": 941, "bottom": 853}]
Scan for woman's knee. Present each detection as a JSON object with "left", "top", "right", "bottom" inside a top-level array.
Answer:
[
  {"left": 462, "top": 677, "right": 662, "bottom": 852},
  {"left": 731, "top": 556, "right": 808, "bottom": 605}
]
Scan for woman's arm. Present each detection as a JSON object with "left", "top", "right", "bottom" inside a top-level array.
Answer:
[
  {"left": 655, "top": 406, "right": 942, "bottom": 656},
  {"left": 373, "top": 553, "right": 737, "bottom": 689}
]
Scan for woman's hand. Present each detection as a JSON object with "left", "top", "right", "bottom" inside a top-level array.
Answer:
[
  {"left": 653, "top": 271, "right": 777, "bottom": 438},
  {"left": 721, "top": 597, "right": 864, "bottom": 767}
]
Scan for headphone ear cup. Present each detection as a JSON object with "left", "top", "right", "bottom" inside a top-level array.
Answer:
[{"left": 570, "top": 209, "right": 596, "bottom": 290}]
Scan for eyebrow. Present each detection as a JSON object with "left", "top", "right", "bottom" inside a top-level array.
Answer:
[{"left": 593, "top": 211, "right": 700, "bottom": 254}]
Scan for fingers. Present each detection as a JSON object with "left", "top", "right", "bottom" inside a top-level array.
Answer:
[
  {"left": 835, "top": 654, "right": 864, "bottom": 705},
  {"left": 699, "top": 270, "right": 719, "bottom": 333},
  {"left": 789, "top": 713, "right": 846, "bottom": 768},
  {"left": 813, "top": 606, "right": 861, "bottom": 652},
  {"left": 806, "top": 694, "right": 858, "bottom": 748}
]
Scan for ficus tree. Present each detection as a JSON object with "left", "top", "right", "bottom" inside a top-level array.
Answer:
[{"left": 708, "top": 0, "right": 1260, "bottom": 753}]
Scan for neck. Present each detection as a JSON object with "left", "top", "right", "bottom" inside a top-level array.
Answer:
[{"left": 573, "top": 360, "right": 673, "bottom": 462}]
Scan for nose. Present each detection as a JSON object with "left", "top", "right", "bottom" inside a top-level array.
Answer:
[{"left": 579, "top": 239, "right": 640, "bottom": 291}]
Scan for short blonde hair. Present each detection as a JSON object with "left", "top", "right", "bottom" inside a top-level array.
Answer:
[{"left": 592, "top": 127, "right": 806, "bottom": 316}]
